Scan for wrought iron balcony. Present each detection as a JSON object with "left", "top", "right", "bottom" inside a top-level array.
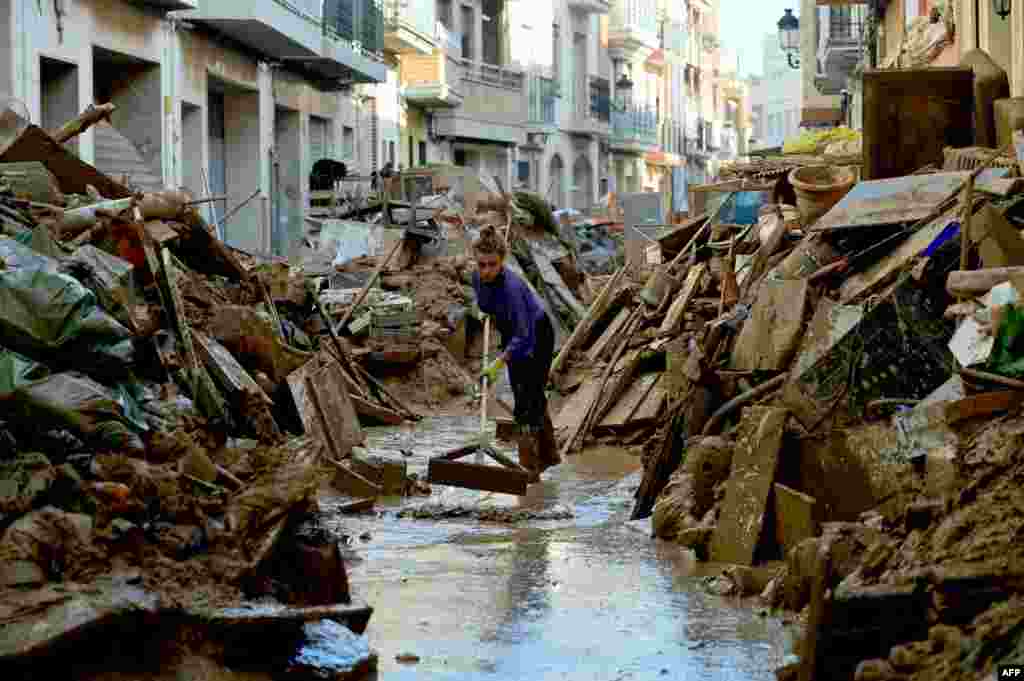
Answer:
[
  {"left": 180, "top": 0, "right": 387, "bottom": 84},
  {"left": 611, "top": 105, "right": 659, "bottom": 152}
]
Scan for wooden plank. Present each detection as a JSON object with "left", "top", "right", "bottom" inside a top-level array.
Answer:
[
  {"left": 586, "top": 307, "right": 630, "bottom": 363},
  {"left": 709, "top": 406, "right": 788, "bottom": 566},
  {"left": 331, "top": 459, "right": 382, "bottom": 498},
  {"left": 555, "top": 380, "right": 604, "bottom": 432},
  {"left": 659, "top": 263, "right": 706, "bottom": 335},
  {"left": 351, "top": 395, "right": 403, "bottom": 425},
  {"left": 628, "top": 376, "right": 667, "bottom": 423},
  {"left": 193, "top": 331, "right": 272, "bottom": 404},
  {"left": 426, "top": 458, "right": 529, "bottom": 496},
  {"left": 773, "top": 483, "right": 819, "bottom": 558},
  {"left": 591, "top": 350, "right": 644, "bottom": 426},
  {"left": 552, "top": 265, "right": 628, "bottom": 374},
  {"left": 731, "top": 279, "right": 809, "bottom": 370},
  {"left": 600, "top": 372, "right": 660, "bottom": 428},
  {"left": 943, "top": 391, "right": 1024, "bottom": 425},
  {"left": 287, "top": 360, "right": 364, "bottom": 457}
]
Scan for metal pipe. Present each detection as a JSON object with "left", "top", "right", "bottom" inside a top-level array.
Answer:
[{"left": 214, "top": 188, "right": 262, "bottom": 233}]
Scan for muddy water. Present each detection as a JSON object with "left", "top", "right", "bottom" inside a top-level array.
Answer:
[{"left": 321, "top": 416, "right": 797, "bottom": 680}]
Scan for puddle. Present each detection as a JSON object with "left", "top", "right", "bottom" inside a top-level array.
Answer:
[{"left": 322, "top": 416, "right": 796, "bottom": 680}]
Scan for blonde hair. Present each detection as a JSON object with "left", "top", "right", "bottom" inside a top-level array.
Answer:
[{"left": 472, "top": 226, "right": 507, "bottom": 258}]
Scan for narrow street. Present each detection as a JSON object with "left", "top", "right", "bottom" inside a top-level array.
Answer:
[{"left": 325, "top": 415, "right": 795, "bottom": 680}]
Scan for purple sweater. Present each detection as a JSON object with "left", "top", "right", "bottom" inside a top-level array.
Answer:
[{"left": 473, "top": 267, "right": 546, "bottom": 362}]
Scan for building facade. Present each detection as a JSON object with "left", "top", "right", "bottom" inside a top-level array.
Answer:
[
  {"left": 0, "top": 0, "right": 747, "bottom": 256},
  {"left": 2, "top": 0, "right": 388, "bottom": 258},
  {"left": 751, "top": 33, "right": 803, "bottom": 150}
]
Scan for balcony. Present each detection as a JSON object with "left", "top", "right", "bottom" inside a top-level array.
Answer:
[
  {"left": 608, "top": 0, "right": 659, "bottom": 54},
  {"left": 383, "top": 0, "right": 436, "bottom": 55},
  {"left": 568, "top": 0, "right": 610, "bottom": 14},
  {"left": 527, "top": 73, "right": 558, "bottom": 128},
  {"left": 610, "top": 106, "right": 659, "bottom": 153},
  {"left": 815, "top": 13, "right": 865, "bottom": 95},
  {"left": 563, "top": 77, "right": 611, "bottom": 137},
  {"left": 180, "top": 0, "right": 388, "bottom": 85},
  {"left": 401, "top": 52, "right": 463, "bottom": 107},
  {"left": 133, "top": 0, "right": 196, "bottom": 10},
  {"left": 431, "top": 58, "right": 528, "bottom": 145}
]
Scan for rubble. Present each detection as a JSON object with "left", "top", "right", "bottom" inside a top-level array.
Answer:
[{"left": 548, "top": 127, "right": 1024, "bottom": 679}]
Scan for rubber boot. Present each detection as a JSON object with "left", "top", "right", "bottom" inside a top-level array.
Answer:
[
  {"left": 517, "top": 432, "right": 542, "bottom": 483},
  {"left": 539, "top": 412, "right": 561, "bottom": 471}
]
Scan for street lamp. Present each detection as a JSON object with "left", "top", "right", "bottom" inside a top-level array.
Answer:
[
  {"left": 994, "top": 0, "right": 1012, "bottom": 20},
  {"left": 777, "top": 9, "right": 800, "bottom": 69}
]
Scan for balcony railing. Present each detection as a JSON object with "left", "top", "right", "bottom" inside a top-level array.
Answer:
[
  {"left": 457, "top": 59, "right": 524, "bottom": 91},
  {"left": 591, "top": 78, "right": 611, "bottom": 123},
  {"left": 611, "top": 106, "right": 659, "bottom": 147},
  {"left": 660, "top": 118, "right": 684, "bottom": 156},
  {"left": 435, "top": 22, "right": 462, "bottom": 54},
  {"left": 383, "top": 0, "right": 435, "bottom": 42},
  {"left": 528, "top": 74, "right": 558, "bottom": 125},
  {"left": 322, "top": 0, "right": 386, "bottom": 58},
  {"left": 609, "top": 0, "right": 658, "bottom": 40}
]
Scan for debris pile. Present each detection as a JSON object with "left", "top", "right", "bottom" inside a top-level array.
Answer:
[
  {"left": 554, "top": 139, "right": 1024, "bottom": 680},
  {"left": 0, "top": 103, "right": 390, "bottom": 675}
]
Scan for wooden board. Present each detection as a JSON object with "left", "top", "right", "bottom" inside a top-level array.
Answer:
[
  {"left": 659, "top": 263, "right": 706, "bottom": 335},
  {"left": 629, "top": 377, "right": 667, "bottom": 423},
  {"left": 599, "top": 373, "right": 661, "bottom": 428},
  {"left": 709, "top": 407, "right": 788, "bottom": 566},
  {"left": 585, "top": 307, "right": 631, "bottom": 364},
  {"left": 350, "top": 394, "right": 403, "bottom": 425},
  {"left": 193, "top": 331, "right": 271, "bottom": 404},
  {"left": 731, "top": 279, "right": 808, "bottom": 371},
  {"left": 773, "top": 483, "right": 818, "bottom": 558},
  {"left": 426, "top": 458, "right": 529, "bottom": 496},
  {"left": 287, "top": 360, "right": 364, "bottom": 458},
  {"left": 555, "top": 380, "right": 604, "bottom": 432}
]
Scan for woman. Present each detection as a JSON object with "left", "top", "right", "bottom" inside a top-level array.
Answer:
[{"left": 473, "top": 226, "right": 560, "bottom": 482}]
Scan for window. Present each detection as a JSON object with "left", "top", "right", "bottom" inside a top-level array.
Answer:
[
  {"left": 454, "top": 148, "right": 466, "bottom": 166},
  {"left": 409, "top": 136, "right": 415, "bottom": 168},
  {"left": 342, "top": 126, "right": 355, "bottom": 159},
  {"left": 418, "top": 141, "right": 427, "bottom": 166},
  {"left": 388, "top": 141, "right": 396, "bottom": 166}
]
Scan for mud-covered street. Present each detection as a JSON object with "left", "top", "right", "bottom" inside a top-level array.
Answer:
[{"left": 327, "top": 416, "right": 795, "bottom": 680}]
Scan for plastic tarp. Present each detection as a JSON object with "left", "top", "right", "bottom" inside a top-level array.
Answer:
[
  {"left": 0, "top": 347, "right": 49, "bottom": 396},
  {"left": 11, "top": 372, "right": 147, "bottom": 450},
  {"left": 65, "top": 245, "right": 137, "bottom": 331}
]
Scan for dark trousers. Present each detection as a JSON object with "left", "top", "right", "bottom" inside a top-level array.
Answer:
[{"left": 506, "top": 315, "right": 555, "bottom": 434}]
